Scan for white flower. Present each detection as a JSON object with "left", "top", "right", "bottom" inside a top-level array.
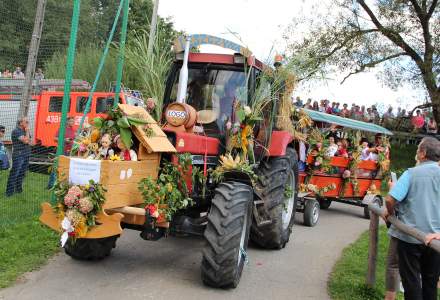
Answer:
[
  {"left": 60, "top": 217, "right": 74, "bottom": 247},
  {"left": 243, "top": 106, "right": 252, "bottom": 116}
]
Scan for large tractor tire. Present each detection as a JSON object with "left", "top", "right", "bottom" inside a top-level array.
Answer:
[
  {"left": 250, "top": 147, "right": 298, "bottom": 249},
  {"left": 201, "top": 181, "right": 253, "bottom": 289},
  {"left": 64, "top": 235, "right": 119, "bottom": 260}
]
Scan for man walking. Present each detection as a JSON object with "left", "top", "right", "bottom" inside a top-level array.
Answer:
[
  {"left": 383, "top": 137, "right": 440, "bottom": 300},
  {"left": 6, "top": 117, "right": 31, "bottom": 197}
]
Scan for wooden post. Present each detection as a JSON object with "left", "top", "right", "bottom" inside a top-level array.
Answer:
[
  {"left": 366, "top": 210, "right": 379, "bottom": 287},
  {"left": 18, "top": 0, "right": 47, "bottom": 119}
]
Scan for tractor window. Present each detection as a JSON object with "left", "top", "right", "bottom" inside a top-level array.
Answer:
[
  {"left": 76, "top": 96, "right": 89, "bottom": 113},
  {"left": 48, "top": 96, "right": 66, "bottom": 112},
  {"left": 169, "top": 67, "right": 246, "bottom": 132},
  {"left": 96, "top": 97, "right": 121, "bottom": 113}
]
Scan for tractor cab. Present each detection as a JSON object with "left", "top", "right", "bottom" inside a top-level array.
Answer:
[{"left": 162, "top": 35, "right": 268, "bottom": 157}]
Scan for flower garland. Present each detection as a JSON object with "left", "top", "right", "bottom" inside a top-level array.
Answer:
[
  {"left": 52, "top": 179, "right": 106, "bottom": 246},
  {"left": 300, "top": 183, "right": 337, "bottom": 197},
  {"left": 138, "top": 153, "right": 193, "bottom": 222}
]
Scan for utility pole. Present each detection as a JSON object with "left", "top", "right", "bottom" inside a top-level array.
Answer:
[
  {"left": 147, "top": 0, "right": 159, "bottom": 56},
  {"left": 19, "top": 0, "right": 47, "bottom": 119}
]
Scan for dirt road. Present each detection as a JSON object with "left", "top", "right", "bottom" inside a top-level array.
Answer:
[{"left": 0, "top": 202, "right": 370, "bottom": 300}]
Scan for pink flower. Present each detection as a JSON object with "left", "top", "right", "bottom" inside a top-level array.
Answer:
[
  {"left": 68, "top": 186, "right": 83, "bottom": 198},
  {"left": 78, "top": 197, "right": 94, "bottom": 214},
  {"left": 226, "top": 121, "right": 232, "bottom": 130},
  {"left": 64, "top": 193, "right": 77, "bottom": 208}
]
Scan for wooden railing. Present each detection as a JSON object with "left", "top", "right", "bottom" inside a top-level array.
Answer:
[{"left": 366, "top": 204, "right": 440, "bottom": 287}]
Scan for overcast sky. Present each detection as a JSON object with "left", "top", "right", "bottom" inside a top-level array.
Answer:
[{"left": 158, "top": 0, "right": 425, "bottom": 112}]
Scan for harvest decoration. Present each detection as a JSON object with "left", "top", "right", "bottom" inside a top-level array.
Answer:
[
  {"left": 377, "top": 136, "right": 391, "bottom": 190},
  {"left": 212, "top": 153, "right": 257, "bottom": 183},
  {"left": 300, "top": 183, "right": 337, "bottom": 197},
  {"left": 52, "top": 179, "right": 106, "bottom": 246},
  {"left": 226, "top": 102, "right": 262, "bottom": 163},
  {"left": 339, "top": 131, "right": 362, "bottom": 197},
  {"left": 138, "top": 153, "right": 193, "bottom": 222}
]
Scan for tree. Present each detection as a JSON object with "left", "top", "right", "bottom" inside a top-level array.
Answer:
[{"left": 284, "top": 0, "right": 440, "bottom": 122}]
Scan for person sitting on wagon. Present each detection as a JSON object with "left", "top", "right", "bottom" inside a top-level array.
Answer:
[
  {"left": 335, "top": 139, "right": 349, "bottom": 158},
  {"left": 361, "top": 139, "right": 383, "bottom": 162},
  {"left": 326, "top": 136, "right": 339, "bottom": 157}
]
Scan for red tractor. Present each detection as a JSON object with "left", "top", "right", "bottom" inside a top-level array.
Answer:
[{"left": 159, "top": 35, "right": 299, "bottom": 288}]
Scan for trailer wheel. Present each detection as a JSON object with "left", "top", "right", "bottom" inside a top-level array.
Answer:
[
  {"left": 318, "top": 198, "right": 332, "bottom": 210},
  {"left": 303, "top": 199, "right": 320, "bottom": 227},
  {"left": 64, "top": 235, "right": 119, "bottom": 260},
  {"left": 363, "top": 196, "right": 383, "bottom": 219},
  {"left": 201, "top": 181, "right": 253, "bottom": 289}
]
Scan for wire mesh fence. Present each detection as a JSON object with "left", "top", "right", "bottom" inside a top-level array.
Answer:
[{"left": 0, "top": 1, "right": 126, "bottom": 228}]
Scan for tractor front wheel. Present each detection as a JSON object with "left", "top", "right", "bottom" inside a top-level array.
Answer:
[
  {"left": 64, "top": 235, "right": 119, "bottom": 260},
  {"left": 201, "top": 181, "right": 253, "bottom": 289}
]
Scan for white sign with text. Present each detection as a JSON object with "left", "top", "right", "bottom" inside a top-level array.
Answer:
[{"left": 69, "top": 158, "right": 101, "bottom": 185}]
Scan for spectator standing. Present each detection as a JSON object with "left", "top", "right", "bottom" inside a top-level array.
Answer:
[
  {"left": 312, "top": 101, "right": 319, "bottom": 111},
  {"left": 304, "top": 98, "right": 312, "bottom": 109},
  {"left": 426, "top": 117, "right": 438, "bottom": 134},
  {"left": 326, "top": 101, "right": 334, "bottom": 114},
  {"left": 3, "top": 69, "right": 12, "bottom": 78},
  {"left": 372, "top": 106, "right": 381, "bottom": 124},
  {"left": 383, "top": 107, "right": 395, "bottom": 128},
  {"left": 341, "top": 103, "right": 350, "bottom": 117},
  {"left": 0, "top": 125, "right": 9, "bottom": 170},
  {"left": 333, "top": 102, "right": 341, "bottom": 115},
  {"left": 383, "top": 137, "right": 440, "bottom": 300},
  {"left": 319, "top": 100, "right": 326, "bottom": 112},
  {"left": 364, "top": 107, "right": 373, "bottom": 122},
  {"left": 34, "top": 68, "right": 44, "bottom": 80},
  {"left": 411, "top": 110, "right": 425, "bottom": 132},
  {"left": 6, "top": 117, "right": 31, "bottom": 197},
  {"left": 13, "top": 67, "right": 25, "bottom": 79}
]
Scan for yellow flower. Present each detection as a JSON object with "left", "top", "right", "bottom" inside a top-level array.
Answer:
[
  {"left": 166, "top": 183, "right": 173, "bottom": 193},
  {"left": 109, "top": 154, "right": 121, "bottom": 161},
  {"left": 75, "top": 219, "right": 88, "bottom": 238}
]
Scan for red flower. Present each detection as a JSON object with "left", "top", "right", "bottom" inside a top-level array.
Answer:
[
  {"left": 145, "top": 204, "right": 157, "bottom": 216},
  {"left": 68, "top": 231, "right": 76, "bottom": 237},
  {"left": 240, "top": 124, "right": 245, "bottom": 129}
]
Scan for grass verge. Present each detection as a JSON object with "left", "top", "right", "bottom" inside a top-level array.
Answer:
[{"left": 0, "top": 218, "right": 59, "bottom": 288}]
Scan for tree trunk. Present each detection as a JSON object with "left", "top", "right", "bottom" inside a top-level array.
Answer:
[{"left": 428, "top": 89, "right": 440, "bottom": 125}]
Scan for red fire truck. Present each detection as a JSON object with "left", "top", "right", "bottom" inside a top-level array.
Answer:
[{"left": 0, "top": 81, "right": 144, "bottom": 171}]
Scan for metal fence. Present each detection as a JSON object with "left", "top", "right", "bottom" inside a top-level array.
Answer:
[{"left": 0, "top": 0, "right": 124, "bottom": 227}]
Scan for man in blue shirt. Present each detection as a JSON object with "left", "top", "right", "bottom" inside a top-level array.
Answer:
[
  {"left": 6, "top": 117, "right": 31, "bottom": 197},
  {"left": 383, "top": 137, "right": 440, "bottom": 300}
]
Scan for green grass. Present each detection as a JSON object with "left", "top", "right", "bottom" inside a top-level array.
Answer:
[
  {"left": 0, "top": 170, "right": 58, "bottom": 289},
  {"left": 0, "top": 218, "right": 59, "bottom": 288},
  {"left": 0, "top": 170, "right": 51, "bottom": 226},
  {"left": 328, "top": 226, "right": 397, "bottom": 300}
]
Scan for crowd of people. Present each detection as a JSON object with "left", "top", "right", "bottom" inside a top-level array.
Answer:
[
  {"left": 0, "top": 66, "right": 44, "bottom": 80},
  {"left": 294, "top": 97, "right": 438, "bottom": 134}
]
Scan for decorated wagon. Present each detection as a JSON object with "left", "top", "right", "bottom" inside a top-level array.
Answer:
[{"left": 296, "top": 109, "right": 393, "bottom": 226}]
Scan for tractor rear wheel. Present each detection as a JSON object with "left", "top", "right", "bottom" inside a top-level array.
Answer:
[
  {"left": 201, "top": 181, "right": 253, "bottom": 289},
  {"left": 250, "top": 147, "right": 298, "bottom": 249},
  {"left": 64, "top": 235, "right": 119, "bottom": 260}
]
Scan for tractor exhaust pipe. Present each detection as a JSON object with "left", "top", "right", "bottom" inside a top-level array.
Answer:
[{"left": 176, "top": 36, "right": 191, "bottom": 103}]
